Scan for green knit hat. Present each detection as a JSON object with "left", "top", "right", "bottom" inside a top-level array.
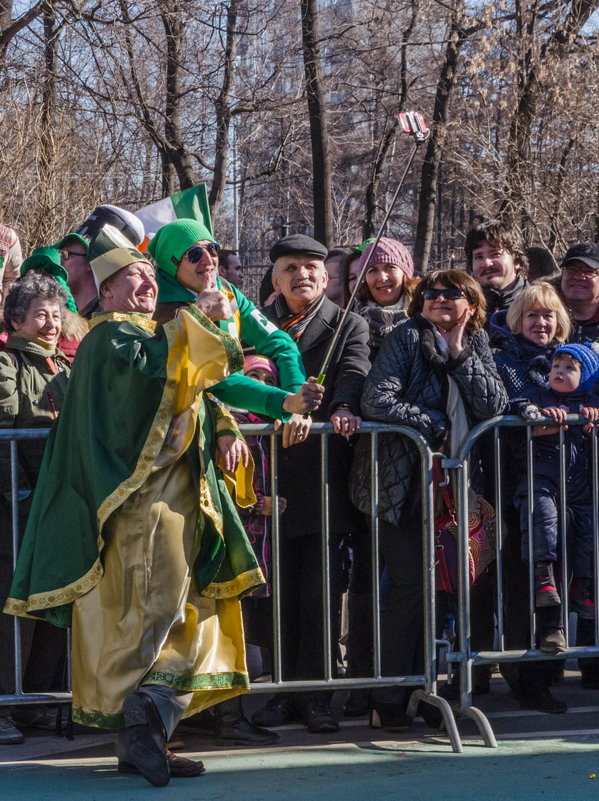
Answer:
[
  {"left": 21, "top": 247, "right": 68, "bottom": 283},
  {"left": 147, "top": 218, "right": 214, "bottom": 278},
  {"left": 54, "top": 232, "right": 90, "bottom": 254},
  {"left": 21, "top": 247, "right": 78, "bottom": 313}
]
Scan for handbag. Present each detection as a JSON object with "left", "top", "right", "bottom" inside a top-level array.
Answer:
[{"left": 433, "top": 459, "right": 496, "bottom": 594}]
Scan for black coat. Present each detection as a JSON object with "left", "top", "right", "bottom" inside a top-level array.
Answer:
[
  {"left": 350, "top": 314, "right": 508, "bottom": 527},
  {"left": 264, "top": 296, "right": 370, "bottom": 538}
]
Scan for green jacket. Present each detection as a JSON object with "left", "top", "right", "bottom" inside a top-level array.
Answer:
[
  {"left": 0, "top": 334, "right": 70, "bottom": 494},
  {"left": 155, "top": 272, "right": 306, "bottom": 419}
]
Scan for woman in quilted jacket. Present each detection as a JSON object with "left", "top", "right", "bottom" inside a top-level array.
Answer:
[
  {"left": 0, "top": 272, "right": 71, "bottom": 744},
  {"left": 349, "top": 269, "right": 507, "bottom": 730}
]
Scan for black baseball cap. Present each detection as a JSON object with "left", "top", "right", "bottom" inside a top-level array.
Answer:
[{"left": 561, "top": 242, "right": 599, "bottom": 271}]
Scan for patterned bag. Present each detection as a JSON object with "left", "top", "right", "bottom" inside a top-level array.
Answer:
[{"left": 434, "top": 461, "right": 496, "bottom": 594}]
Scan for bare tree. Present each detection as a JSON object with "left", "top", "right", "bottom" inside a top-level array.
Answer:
[{"left": 300, "top": 0, "right": 333, "bottom": 247}]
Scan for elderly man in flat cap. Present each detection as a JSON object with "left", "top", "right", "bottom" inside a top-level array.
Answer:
[
  {"left": 4, "top": 245, "right": 323, "bottom": 786},
  {"left": 251, "top": 233, "right": 370, "bottom": 733}
]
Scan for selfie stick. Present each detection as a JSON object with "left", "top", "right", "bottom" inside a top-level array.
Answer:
[{"left": 315, "top": 111, "right": 429, "bottom": 387}]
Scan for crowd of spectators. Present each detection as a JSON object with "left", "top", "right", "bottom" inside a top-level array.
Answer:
[{"left": 2, "top": 209, "right": 599, "bottom": 784}]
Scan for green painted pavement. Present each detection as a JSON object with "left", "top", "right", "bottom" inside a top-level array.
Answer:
[{"left": 3, "top": 738, "right": 599, "bottom": 800}]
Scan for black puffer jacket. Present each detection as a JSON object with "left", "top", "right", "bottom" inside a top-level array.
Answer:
[{"left": 349, "top": 314, "right": 507, "bottom": 526}]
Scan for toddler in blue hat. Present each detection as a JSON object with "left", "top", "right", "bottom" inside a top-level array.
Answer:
[{"left": 513, "top": 342, "right": 599, "bottom": 653}]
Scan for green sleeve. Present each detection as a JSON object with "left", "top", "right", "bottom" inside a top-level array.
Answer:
[
  {"left": 231, "top": 284, "right": 306, "bottom": 392},
  {"left": 0, "top": 351, "right": 18, "bottom": 426},
  {"left": 0, "top": 352, "right": 18, "bottom": 493},
  {"left": 210, "top": 372, "right": 291, "bottom": 421}
]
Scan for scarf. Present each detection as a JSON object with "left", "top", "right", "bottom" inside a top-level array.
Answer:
[
  {"left": 432, "top": 329, "right": 470, "bottom": 459},
  {"left": 354, "top": 299, "right": 408, "bottom": 352},
  {"left": 274, "top": 293, "right": 325, "bottom": 341},
  {"left": 484, "top": 275, "right": 528, "bottom": 316},
  {"left": 155, "top": 268, "right": 197, "bottom": 304}
]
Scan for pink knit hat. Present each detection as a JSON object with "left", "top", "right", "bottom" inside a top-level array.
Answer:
[
  {"left": 357, "top": 237, "right": 414, "bottom": 278},
  {"left": 244, "top": 354, "right": 278, "bottom": 383}
]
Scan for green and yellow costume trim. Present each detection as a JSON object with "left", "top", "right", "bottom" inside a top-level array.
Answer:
[
  {"left": 5, "top": 307, "right": 263, "bottom": 623},
  {"left": 5, "top": 306, "right": 265, "bottom": 728}
]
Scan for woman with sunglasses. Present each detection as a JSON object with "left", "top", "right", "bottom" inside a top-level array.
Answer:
[{"left": 349, "top": 269, "right": 507, "bottom": 730}]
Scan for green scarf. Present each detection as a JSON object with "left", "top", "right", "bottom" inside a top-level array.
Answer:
[{"left": 156, "top": 268, "right": 197, "bottom": 304}]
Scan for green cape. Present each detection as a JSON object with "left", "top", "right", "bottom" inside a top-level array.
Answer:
[{"left": 5, "top": 307, "right": 262, "bottom": 626}]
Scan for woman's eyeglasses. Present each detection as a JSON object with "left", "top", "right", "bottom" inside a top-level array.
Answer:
[
  {"left": 422, "top": 287, "right": 465, "bottom": 301},
  {"left": 186, "top": 243, "right": 220, "bottom": 262}
]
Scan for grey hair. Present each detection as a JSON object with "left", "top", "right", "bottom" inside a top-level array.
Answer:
[{"left": 4, "top": 272, "right": 68, "bottom": 331}]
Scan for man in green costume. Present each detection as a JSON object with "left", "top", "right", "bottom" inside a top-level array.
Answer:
[
  {"left": 151, "top": 218, "right": 314, "bottom": 448},
  {"left": 4, "top": 246, "right": 322, "bottom": 786},
  {"left": 149, "top": 218, "right": 319, "bottom": 744}
]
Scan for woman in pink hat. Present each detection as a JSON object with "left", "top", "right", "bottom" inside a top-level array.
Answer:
[{"left": 352, "top": 237, "right": 420, "bottom": 361}]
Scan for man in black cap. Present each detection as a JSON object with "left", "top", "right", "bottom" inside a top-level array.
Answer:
[
  {"left": 252, "top": 234, "right": 370, "bottom": 733},
  {"left": 560, "top": 243, "right": 599, "bottom": 344}
]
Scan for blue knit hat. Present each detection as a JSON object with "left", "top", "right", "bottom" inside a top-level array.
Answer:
[{"left": 553, "top": 343, "right": 599, "bottom": 392}]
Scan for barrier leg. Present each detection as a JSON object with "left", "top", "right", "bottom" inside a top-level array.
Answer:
[
  {"left": 406, "top": 689, "right": 463, "bottom": 753},
  {"left": 457, "top": 702, "right": 498, "bottom": 748}
]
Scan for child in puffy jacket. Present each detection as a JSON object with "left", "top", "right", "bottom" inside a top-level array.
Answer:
[{"left": 513, "top": 343, "right": 599, "bottom": 654}]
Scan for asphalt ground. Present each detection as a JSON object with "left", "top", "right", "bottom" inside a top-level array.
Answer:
[{"left": 3, "top": 671, "right": 599, "bottom": 800}]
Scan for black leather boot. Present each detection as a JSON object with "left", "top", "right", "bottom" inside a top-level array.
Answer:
[{"left": 182, "top": 697, "right": 279, "bottom": 746}]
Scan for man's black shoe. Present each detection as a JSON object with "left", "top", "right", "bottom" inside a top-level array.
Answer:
[
  {"left": 252, "top": 696, "right": 297, "bottom": 728},
  {"left": 515, "top": 687, "right": 567, "bottom": 714},
  {"left": 182, "top": 707, "right": 279, "bottom": 745},
  {"left": 301, "top": 701, "right": 339, "bottom": 734},
  {"left": 122, "top": 692, "right": 170, "bottom": 786}
]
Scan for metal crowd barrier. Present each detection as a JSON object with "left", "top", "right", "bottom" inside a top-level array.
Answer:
[
  {"left": 449, "top": 414, "right": 599, "bottom": 748},
  {"left": 0, "top": 423, "right": 465, "bottom": 751},
  {"left": 6, "top": 419, "right": 599, "bottom": 752}
]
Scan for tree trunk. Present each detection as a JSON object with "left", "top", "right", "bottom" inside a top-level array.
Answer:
[
  {"left": 209, "top": 0, "right": 240, "bottom": 217},
  {"left": 300, "top": 0, "right": 333, "bottom": 248},
  {"left": 413, "top": 2, "right": 468, "bottom": 272},
  {"left": 34, "top": 0, "right": 57, "bottom": 244},
  {"left": 501, "top": 0, "right": 599, "bottom": 228},
  {"left": 159, "top": 0, "right": 197, "bottom": 193}
]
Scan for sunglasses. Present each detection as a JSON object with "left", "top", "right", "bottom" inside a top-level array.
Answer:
[
  {"left": 186, "top": 243, "right": 220, "bottom": 262},
  {"left": 61, "top": 249, "right": 87, "bottom": 260},
  {"left": 422, "top": 287, "right": 465, "bottom": 301}
]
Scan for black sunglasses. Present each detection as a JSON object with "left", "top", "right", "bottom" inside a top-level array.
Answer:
[
  {"left": 61, "top": 249, "right": 87, "bottom": 259},
  {"left": 186, "top": 243, "right": 220, "bottom": 262},
  {"left": 422, "top": 287, "right": 465, "bottom": 301}
]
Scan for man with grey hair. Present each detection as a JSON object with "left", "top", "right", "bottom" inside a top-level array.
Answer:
[{"left": 253, "top": 234, "right": 370, "bottom": 733}]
